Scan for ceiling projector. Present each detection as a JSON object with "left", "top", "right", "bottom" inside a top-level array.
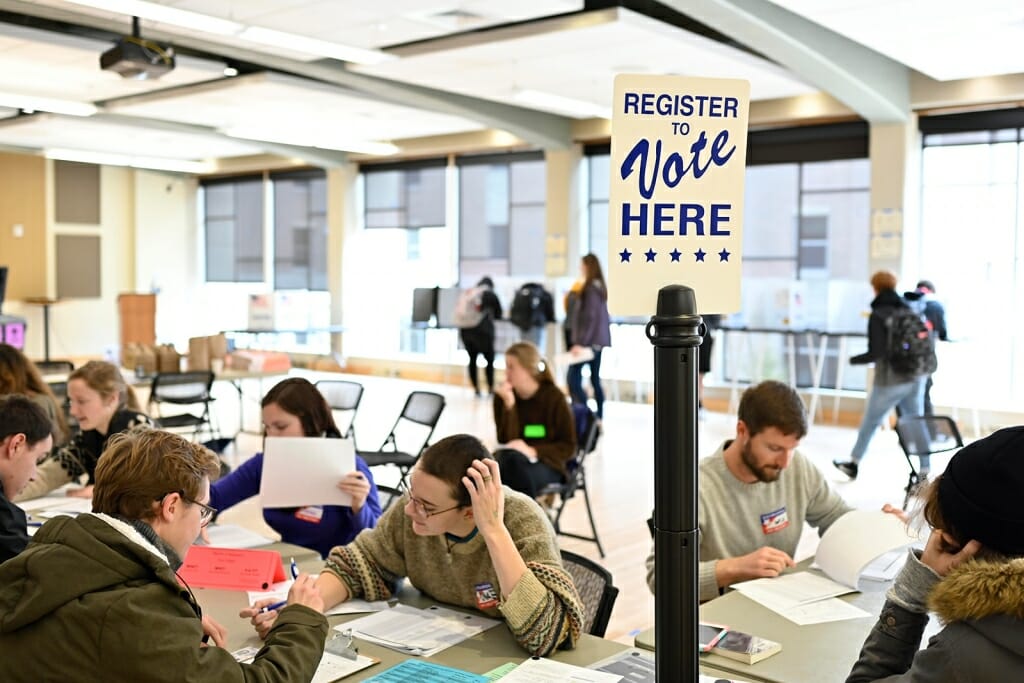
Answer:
[{"left": 100, "top": 36, "right": 176, "bottom": 80}]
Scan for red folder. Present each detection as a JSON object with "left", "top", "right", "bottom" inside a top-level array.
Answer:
[{"left": 178, "top": 546, "right": 286, "bottom": 591}]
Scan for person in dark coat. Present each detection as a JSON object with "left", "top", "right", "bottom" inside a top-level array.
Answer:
[
  {"left": 459, "top": 277, "right": 503, "bottom": 397},
  {"left": 0, "top": 395, "right": 53, "bottom": 563},
  {"left": 566, "top": 254, "right": 612, "bottom": 421},
  {"left": 834, "top": 271, "right": 927, "bottom": 481},
  {"left": 847, "top": 426, "right": 1024, "bottom": 682}
]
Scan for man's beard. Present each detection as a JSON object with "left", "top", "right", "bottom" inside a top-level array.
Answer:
[{"left": 741, "top": 440, "right": 782, "bottom": 483}]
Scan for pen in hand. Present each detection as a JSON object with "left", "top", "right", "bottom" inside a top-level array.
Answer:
[
  {"left": 256, "top": 558, "right": 301, "bottom": 613},
  {"left": 258, "top": 599, "right": 288, "bottom": 614}
]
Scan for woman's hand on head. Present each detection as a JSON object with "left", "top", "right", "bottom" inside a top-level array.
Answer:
[
  {"left": 338, "top": 471, "right": 370, "bottom": 514},
  {"left": 921, "top": 529, "right": 981, "bottom": 577},
  {"left": 462, "top": 458, "right": 505, "bottom": 538}
]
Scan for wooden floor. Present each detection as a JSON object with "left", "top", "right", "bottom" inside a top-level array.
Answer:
[{"left": 211, "top": 369, "right": 942, "bottom": 645}]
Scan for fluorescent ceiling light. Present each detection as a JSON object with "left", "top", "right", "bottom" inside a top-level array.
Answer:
[
  {"left": 513, "top": 89, "right": 610, "bottom": 119},
  {"left": 238, "top": 27, "right": 395, "bottom": 66},
  {"left": 45, "top": 148, "right": 213, "bottom": 174},
  {"left": 61, "top": 0, "right": 244, "bottom": 36},
  {"left": 222, "top": 127, "right": 399, "bottom": 156},
  {"left": 0, "top": 93, "right": 97, "bottom": 117}
]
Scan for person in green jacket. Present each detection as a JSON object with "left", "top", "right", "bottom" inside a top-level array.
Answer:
[{"left": 0, "top": 428, "right": 329, "bottom": 683}]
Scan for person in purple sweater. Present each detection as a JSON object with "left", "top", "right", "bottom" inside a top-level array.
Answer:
[{"left": 210, "top": 378, "right": 381, "bottom": 558}]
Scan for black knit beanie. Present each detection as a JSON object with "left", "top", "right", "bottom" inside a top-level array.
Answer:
[{"left": 938, "top": 426, "right": 1024, "bottom": 556}]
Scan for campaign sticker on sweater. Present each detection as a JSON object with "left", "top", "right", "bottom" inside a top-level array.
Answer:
[
  {"left": 295, "top": 506, "right": 324, "bottom": 523},
  {"left": 760, "top": 507, "right": 789, "bottom": 535},
  {"left": 474, "top": 582, "right": 499, "bottom": 609}
]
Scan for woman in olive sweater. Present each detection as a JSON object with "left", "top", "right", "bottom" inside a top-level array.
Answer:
[
  {"left": 492, "top": 342, "right": 576, "bottom": 499},
  {"left": 243, "top": 434, "right": 584, "bottom": 657}
]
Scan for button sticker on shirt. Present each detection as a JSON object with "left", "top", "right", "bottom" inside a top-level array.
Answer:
[
  {"left": 294, "top": 506, "right": 324, "bottom": 524},
  {"left": 760, "top": 507, "right": 789, "bottom": 535},
  {"left": 474, "top": 582, "right": 499, "bottom": 609}
]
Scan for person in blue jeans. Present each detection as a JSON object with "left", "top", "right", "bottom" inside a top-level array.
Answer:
[
  {"left": 210, "top": 378, "right": 381, "bottom": 558},
  {"left": 565, "top": 253, "right": 612, "bottom": 421},
  {"left": 834, "top": 271, "right": 927, "bottom": 481}
]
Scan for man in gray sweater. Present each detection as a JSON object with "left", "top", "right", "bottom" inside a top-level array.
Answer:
[{"left": 646, "top": 380, "right": 854, "bottom": 601}]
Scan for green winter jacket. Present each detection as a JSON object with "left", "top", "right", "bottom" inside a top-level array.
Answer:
[{"left": 0, "top": 513, "right": 328, "bottom": 683}]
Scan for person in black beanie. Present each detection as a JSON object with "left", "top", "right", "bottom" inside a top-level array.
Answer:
[{"left": 847, "top": 426, "right": 1024, "bottom": 682}]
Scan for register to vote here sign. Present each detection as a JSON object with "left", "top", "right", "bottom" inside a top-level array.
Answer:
[{"left": 607, "top": 75, "right": 750, "bottom": 316}]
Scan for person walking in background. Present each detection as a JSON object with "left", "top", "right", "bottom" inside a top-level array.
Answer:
[
  {"left": 698, "top": 314, "right": 722, "bottom": 415},
  {"left": 458, "top": 276, "right": 503, "bottom": 398},
  {"left": 15, "top": 360, "right": 151, "bottom": 501},
  {"left": 565, "top": 253, "right": 612, "bottom": 421},
  {"left": 210, "top": 378, "right": 380, "bottom": 558},
  {"left": 492, "top": 342, "right": 576, "bottom": 499},
  {"left": 834, "top": 271, "right": 929, "bottom": 481},
  {"left": 904, "top": 279, "right": 948, "bottom": 417}
]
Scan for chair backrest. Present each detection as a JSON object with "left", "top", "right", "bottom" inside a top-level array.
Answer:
[
  {"left": 150, "top": 371, "right": 215, "bottom": 404},
  {"left": 34, "top": 359, "right": 74, "bottom": 376},
  {"left": 316, "top": 380, "right": 364, "bottom": 440},
  {"left": 560, "top": 549, "right": 618, "bottom": 637},
  {"left": 384, "top": 390, "right": 446, "bottom": 453},
  {"left": 895, "top": 415, "right": 964, "bottom": 457},
  {"left": 561, "top": 404, "right": 599, "bottom": 497}
]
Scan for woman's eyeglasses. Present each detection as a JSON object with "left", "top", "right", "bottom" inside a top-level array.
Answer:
[{"left": 403, "top": 492, "right": 460, "bottom": 519}]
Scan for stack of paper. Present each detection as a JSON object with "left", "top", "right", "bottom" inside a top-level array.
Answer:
[
  {"left": 732, "top": 510, "right": 918, "bottom": 625},
  {"left": 232, "top": 646, "right": 378, "bottom": 680},
  {"left": 497, "top": 658, "right": 621, "bottom": 682},
  {"left": 337, "top": 604, "right": 501, "bottom": 657}
]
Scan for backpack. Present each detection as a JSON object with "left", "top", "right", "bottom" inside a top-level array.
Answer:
[
  {"left": 509, "top": 283, "right": 554, "bottom": 332},
  {"left": 453, "top": 287, "right": 486, "bottom": 328},
  {"left": 886, "top": 307, "right": 938, "bottom": 376}
]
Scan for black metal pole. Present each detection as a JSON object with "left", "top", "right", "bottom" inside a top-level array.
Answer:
[{"left": 646, "top": 284, "right": 702, "bottom": 682}]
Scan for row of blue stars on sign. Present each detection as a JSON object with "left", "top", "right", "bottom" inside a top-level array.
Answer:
[{"left": 619, "top": 247, "right": 731, "bottom": 263}]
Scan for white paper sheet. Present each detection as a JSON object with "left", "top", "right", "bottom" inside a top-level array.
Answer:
[
  {"left": 336, "top": 604, "right": 501, "bottom": 657},
  {"left": 860, "top": 548, "right": 908, "bottom": 582},
  {"left": 247, "top": 580, "right": 292, "bottom": 606},
  {"left": 815, "top": 510, "right": 917, "bottom": 588},
  {"left": 31, "top": 497, "right": 93, "bottom": 518},
  {"left": 203, "top": 523, "right": 274, "bottom": 549},
  {"left": 498, "top": 657, "right": 621, "bottom": 683},
  {"left": 554, "top": 347, "right": 595, "bottom": 367},
  {"left": 260, "top": 437, "right": 355, "bottom": 508},
  {"left": 325, "top": 599, "right": 394, "bottom": 615},
  {"left": 232, "top": 647, "right": 377, "bottom": 680},
  {"left": 733, "top": 572, "right": 854, "bottom": 610},
  {"left": 732, "top": 572, "right": 869, "bottom": 625},
  {"left": 18, "top": 494, "right": 84, "bottom": 511}
]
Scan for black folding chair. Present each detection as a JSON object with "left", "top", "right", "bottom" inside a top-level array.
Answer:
[
  {"left": 895, "top": 415, "right": 964, "bottom": 509},
  {"left": 316, "top": 379, "right": 364, "bottom": 447},
  {"left": 148, "top": 371, "right": 218, "bottom": 441},
  {"left": 560, "top": 550, "right": 618, "bottom": 637},
  {"left": 539, "top": 403, "right": 605, "bottom": 557},
  {"left": 358, "top": 390, "right": 446, "bottom": 500}
]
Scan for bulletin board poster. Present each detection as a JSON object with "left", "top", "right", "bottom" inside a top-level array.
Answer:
[{"left": 607, "top": 75, "right": 750, "bottom": 316}]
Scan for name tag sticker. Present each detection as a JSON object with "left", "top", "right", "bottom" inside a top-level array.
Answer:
[
  {"left": 760, "top": 507, "right": 789, "bottom": 535},
  {"left": 523, "top": 424, "right": 547, "bottom": 439},
  {"left": 475, "top": 582, "right": 499, "bottom": 609},
  {"left": 295, "top": 506, "right": 324, "bottom": 523}
]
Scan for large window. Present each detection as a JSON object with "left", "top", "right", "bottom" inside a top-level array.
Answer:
[
  {"left": 364, "top": 161, "right": 446, "bottom": 230},
  {"left": 920, "top": 111, "right": 1024, "bottom": 405},
  {"left": 459, "top": 152, "right": 546, "bottom": 280},
  {"left": 273, "top": 170, "right": 327, "bottom": 290},
  {"left": 203, "top": 177, "right": 264, "bottom": 282},
  {"left": 345, "top": 161, "right": 456, "bottom": 360}
]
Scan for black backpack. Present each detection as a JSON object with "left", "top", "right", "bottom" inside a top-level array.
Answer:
[
  {"left": 886, "top": 307, "right": 938, "bottom": 376},
  {"left": 510, "top": 283, "right": 554, "bottom": 332}
]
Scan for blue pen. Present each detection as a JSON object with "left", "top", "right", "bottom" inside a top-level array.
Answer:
[
  {"left": 290, "top": 557, "right": 299, "bottom": 580},
  {"left": 258, "top": 599, "right": 288, "bottom": 614}
]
